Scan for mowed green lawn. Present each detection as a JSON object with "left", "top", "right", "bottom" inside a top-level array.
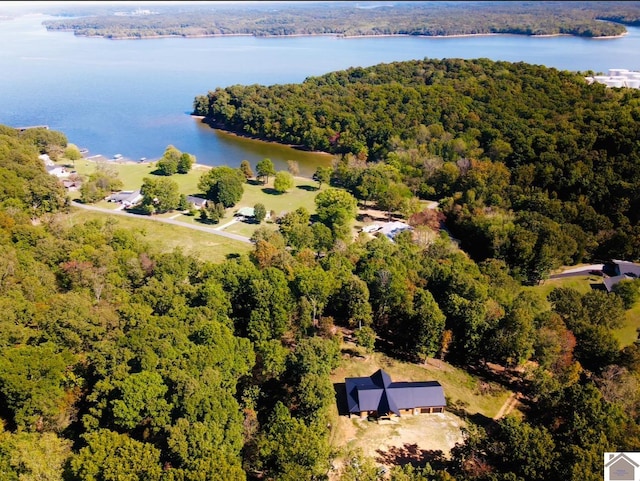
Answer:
[
  {"left": 68, "top": 158, "right": 207, "bottom": 197},
  {"left": 69, "top": 158, "right": 320, "bottom": 211},
  {"left": 64, "top": 158, "right": 326, "bottom": 258},
  {"left": 66, "top": 209, "right": 252, "bottom": 264}
]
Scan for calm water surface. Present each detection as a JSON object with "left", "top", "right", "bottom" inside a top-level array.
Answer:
[{"left": 2, "top": 13, "right": 640, "bottom": 175}]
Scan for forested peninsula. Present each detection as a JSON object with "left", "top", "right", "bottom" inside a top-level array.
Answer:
[
  {"left": 194, "top": 57, "right": 640, "bottom": 284},
  {"left": 41, "top": 1, "right": 640, "bottom": 39}
]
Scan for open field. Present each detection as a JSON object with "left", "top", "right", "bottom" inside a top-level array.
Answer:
[
  {"left": 614, "top": 302, "right": 640, "bottom": 346},
  {"left": 525, "top": 274, "right": 599, "bottom": 303},
  {"left": 67, "top": 157, "right": 209, "bottom": 198},
  {"left": 63, "top": 156, "right": 326, "bottom": 249},
  {"left": 66, "top": 209, "right": 252, "bottom": 264},
  {"left": 329, "top": 411, "right": 465, "bottom": 477}
]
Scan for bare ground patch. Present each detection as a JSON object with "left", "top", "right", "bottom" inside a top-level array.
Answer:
[{"left": 330, "top": 411, "right": 465, "bottom": 478}]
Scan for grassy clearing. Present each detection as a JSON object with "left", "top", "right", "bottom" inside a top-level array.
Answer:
[
  {"left": 69, "top": 158, "right": 208, "bottom": 196},
  {"left": 233, "top": 178, "right": 320, "bottom": 215},
  {"left": 524, "top": 274, "right": 599, "bottom": 303},
  {"left": 65, "top": 159, "right": 326, "bottom": 246},
  {"left": 613, "top": 302, "right": 640, "bottom": 346},
  {"left": 66, "top": 209, "right": 252, "bottom": 263},
  {"left": 331, "top": 348, "right": 512, "bottom": 421}
]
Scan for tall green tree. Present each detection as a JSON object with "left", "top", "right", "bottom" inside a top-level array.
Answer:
[
  {"left": 256, "top": 158, "right": 276, "bottom": 185},
  {"left": 273, "top": 171, "right": 294, "bottom": 193},
  {"left": 254, "top": 203, "right": 267, "bottom": 223},
  {"left": 0, "top": 344, "right": 75, "bottom": 431},
  {"left": 240, "top": 160, "right": 253, "bottom": 180},
  {"left": 111, "top": 370, "right": 172, "bottom": 432},
  {"left": 156, "top": 145, "right": 182, "bottom": 176},
  {"left": 140, "top": 176, "right": 181, "bottom": 213},
  {"left": 315, "top": 188, "right": 358, "bottom": 240},
  {"left": 256, "top": 402, "right": 331, "bottom": 481},
  {"left": 312, "top": 166, "right": 332, "bottom": 190},
  {"left": 69, "top": 430, "right": 163, "bottom": 481},
  {"left": 177, "top": 152, "right": 195, "bottom": 174},
  {"left": 198, "top": 166, "right": 244, "bottom": 207}
]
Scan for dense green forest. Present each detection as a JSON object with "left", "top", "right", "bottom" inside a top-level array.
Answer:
[
  {"left": 40, "top": 1, "right": 637, "bottom": 39},
  {"left": 194, "top": 57, "right": 640, "bottom": 284},
  {"left": 2, "top": 115, "right": 640, "bottom": 480}
]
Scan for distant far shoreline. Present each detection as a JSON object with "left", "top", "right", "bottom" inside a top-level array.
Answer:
[{"left": 59, "top": 30, "right": 628, "bottom": 41}]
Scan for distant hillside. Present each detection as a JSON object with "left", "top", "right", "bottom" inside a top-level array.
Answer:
[{"left": 41, "top": 1, "right": 635, "bottom": 39}]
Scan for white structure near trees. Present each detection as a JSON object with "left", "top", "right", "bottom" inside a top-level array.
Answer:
[{"left": 586, "top": 69, "right": 640, "bottom": 89}]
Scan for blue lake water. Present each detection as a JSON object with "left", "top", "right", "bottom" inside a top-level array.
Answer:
[{"left": 1, "top": 13, "right": 640, "bottom": 175}]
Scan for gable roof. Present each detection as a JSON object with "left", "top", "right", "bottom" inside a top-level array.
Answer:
[
  {"left": 345, "top": 369, "right": 445, "bottom": 416},
  {"left": 379, "top": 221, "right": 413, "bottom": 242},
  {"left": 236, "top": 206, "right": 255, "bottom": 217},
  {"left": 186, "top": 195, "right": 207, "bottom": 207},
  {"left": 109, "top": 190, "right": 142, "bottom": 203},
  {"left": 603, "top": 260, "right": 640, "bottom": 292}
]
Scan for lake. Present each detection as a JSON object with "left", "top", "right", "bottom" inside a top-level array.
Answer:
[{"left": 2, "top": 13, "right": 640, "bottom": 176}]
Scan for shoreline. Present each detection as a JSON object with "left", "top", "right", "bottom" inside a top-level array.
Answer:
[
  {"left": 79, "top": 154, "right": 322, "bottom": 184},
  {"left": 197, "top": 116, "right": 334, "bottom": 158},
  {"left": 51, "top": 29, "right": 629, "bottom": 41}
]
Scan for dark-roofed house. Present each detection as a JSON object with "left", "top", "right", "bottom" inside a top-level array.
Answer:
[
  {"left": 602, "top": 260, "right": 640, "bottom": 292},
  {"left": 345, "top": 369, "right": 445, "bottom": 419},
  {"left": 186, "top": 195, "right": 207, "bottom": 210}
]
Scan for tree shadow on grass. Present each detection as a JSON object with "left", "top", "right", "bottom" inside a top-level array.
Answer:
[
  {"left": 247, "top": 179, "right": 263, "bottom": 186},
  {"left": 356, "top": 211, "right": 389, "bottom": 223},
  {"left": 147, "top": 168, "right": 171, "bottom": 176},
  {"left": 376, "top": 444, "right": 446, "bottom": 470},
  {"left": 297, "top": 185, "right": 317, "bottom": 192},
  {"left": 261, "top": 188, "right": 283, "bottom": 195}
]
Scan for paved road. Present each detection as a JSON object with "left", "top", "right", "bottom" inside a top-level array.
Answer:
[
  {"left": 548, "top": 264, "right": 604, "bottom": 279},
  {"left": 70, "top": 201, "right": 253, "bottom": 244}
]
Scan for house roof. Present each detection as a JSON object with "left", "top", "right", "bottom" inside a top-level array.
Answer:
[
  {"left": 345, "top": 369, "right": 445, "bottom": 416},
  {"left": 379, "top": 221, "right": 413, "bottom": 242},
  {"left": 186, "top": 195, "right": 207, "bottom": 206},
  {"left": 603, "top": 260, "right": 640, "bottom": 292},
  {"left": 236, "top": 207, "right": 255, "bottom": 217},
  {"left": 109, "top": 190, "right": 142, "bottom": 203}
]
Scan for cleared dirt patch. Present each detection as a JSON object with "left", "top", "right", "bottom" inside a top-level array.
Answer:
[{"left": 336, "top": 411, "right": 465, "bottom": 464}]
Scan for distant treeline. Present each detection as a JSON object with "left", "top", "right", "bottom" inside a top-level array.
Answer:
[
  {"left": 195, "top": 57, "right": 640, "bottom": 283},
  {"left": 41, "top": 1, "right": 638, "bottom": 39}
]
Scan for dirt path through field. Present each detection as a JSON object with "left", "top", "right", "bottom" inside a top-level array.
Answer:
[{"left": 493, "top": 392, "right": 519, "bottom": 420}]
